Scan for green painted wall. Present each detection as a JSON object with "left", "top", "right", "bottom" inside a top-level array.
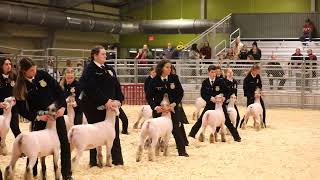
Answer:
[{"left": 120, "top": 0, "right": 312, "bottom": 48}]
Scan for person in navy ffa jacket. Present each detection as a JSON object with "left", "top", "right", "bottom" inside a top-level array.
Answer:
[
  {"left": 146, "top": 60, "right": 189, "bottom": 157},
  {"left": 188, "top": 65, "right": 241, "bottom": 142},
  {"left": 80, "top": 45, "right": 124, "bottom": 166},
  {"left": 13, "top": 57, "right": 72, "bottom": 180},
  {"left": 224, "top": 68, "right": 241, "bottom": 128},
  {"left": 59, "top": 67, "right": 83, "bottom": 125},
  {"left": 171, "top": 65, "right": 189, "bottom": 146},
  {"left": 0, "top": 57, "right": 21, "bottom": 138},
  {"left": 144, "top": 66, "right": 156, "bottom": 97},
  {"left": 241, "top": 65, "right": 266, "bottom": 128}
]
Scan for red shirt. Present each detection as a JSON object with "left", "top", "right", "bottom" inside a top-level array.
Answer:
[{"left": 303, "top": 23, "right": 314, "bottom": 33}]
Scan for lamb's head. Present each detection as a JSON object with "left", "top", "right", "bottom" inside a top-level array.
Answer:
[
  {"left": 254, "top": 88, "right": 262, "bottom": 99},
  {"left": 214, "top": 94, "right": 225, "bottom": 105},
  {"left": 2, "top": 97, "right": 16, "bottom": 110},
  {"left": 66, "top": 94, "right": 77, "bottom": 108},
  {"left": 110, "top": 100, "right": 121, "bottom": 116},
  {"left": 160, "top": 93, "right": 171, "bottom": 112},
  {"left": 47, "top": 103, "right": 58, "bottom": 117}
]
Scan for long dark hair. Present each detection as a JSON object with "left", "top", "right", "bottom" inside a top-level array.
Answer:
[
  {"left": 0, "top": 57, "right": 15, "bottom": 80},
  {"left": 90, "top": 45, "right": 105, "bottom": 61},
  {"left": 13, "top": 57, "right": 35, "bottom": 100},
  {"left": 156, "top": 59, "right": 171, "bottom": 76},
  {"left": 191, "top": 43, "right": 200, "bottom": 53}
]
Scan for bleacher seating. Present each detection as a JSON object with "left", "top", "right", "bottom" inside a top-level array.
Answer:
[{"left": 242, "top": 40, "right": 320, "bottom": 59}]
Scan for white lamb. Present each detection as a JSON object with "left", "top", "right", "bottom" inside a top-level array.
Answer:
[
  {"left": 192, "top": 97, "right": 206, "bottom": 120},
  {"left": 198, "top": 94, "right": 227, "bottom": 143},
  {"left": 64, "top": 95, "right": 77, "bottom": 132},
  {"left": 68, "top": 100, "right": 121, "bottom": 169},
  {"left": 227, "top": 94, "right": 238, "bottom": 128},
  {"left": 0, "top": 97, "right": 16, "bottom": 156},
  {"left": 241, "top": 88, "right": 264, "bottom": 131},
  {"left": 133, "top": 105, "right": 152, "bottom": 129},
  {"left": 136, "top": 93, "right": 174, "bottom": 162},
  {"left": 4, "top": 103, "right": 61, "bottom": 180}
]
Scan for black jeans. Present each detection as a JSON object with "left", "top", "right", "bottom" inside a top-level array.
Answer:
[
  {"left": 119, "top": 107, "right": 128, "bottom": 133},
  {"left": 28, "top": 117, "right": 71, "bottom": 178},
  {"left": 300, "top": 32, "right": 312, "bottom": 42},
  {"left": 153, "top": 110, "right": 187, "bottom": 155},
  {"left": 189, "top": 104, "right": 241, "bottom": 140}
]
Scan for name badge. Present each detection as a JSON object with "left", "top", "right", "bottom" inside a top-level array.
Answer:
[
  {"left": 156, "top": 87, "right": 163, "bottom": 90},
  {"left": 256, "top": 79, "right": 259, "bottom": 83},
  {"left": 39, "top": 79, "right": 47, "bottom": 87},
  {"left": 215, "top": 86, "right": 220, "bottom": 91},
  {"left": 70, "top": 87, "right": 76, "bottom": 93},
  {"left": 10, "top": 81, "right": 15, "bottom": 87},
  {"left": 107, "top": 70, "right": 114, "bottom": 76},
  {"left": 170, "top": 83, "right": 175, "bottom": 89}
]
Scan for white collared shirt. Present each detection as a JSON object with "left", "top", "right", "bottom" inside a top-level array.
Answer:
[
  {"left": 161, "top": 76, "right": 168, "bottom": 81},
  {"left": 26, "top": 77, "right": 34, "bottom": 83},
  {"left": 209, "top": 78, "right": 215, "bottom": 86},
  {"left": 251, "top": 73, "right": 256, "bottom": 78},
  {"left": 94, "top": 61, "right": 104, "bottom": 69},
  {"left": 2, "top": 74, "right": 9, "bottom": 79}
]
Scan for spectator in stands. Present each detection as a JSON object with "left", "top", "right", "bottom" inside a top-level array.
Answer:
[
  {"left": 162, "top": 42, "right": 177, "bottom": 59},
  {"left": 75, "top": 62, "right": 83, "bottom": 79},
  {"left": 249, "top": 41, "right": 262, "bottom": 59},
  {"left": 290, "top": 48, "right": 303, "bottom": 66},
  {"left": 189, "top": 43, "right": 200, "bottom": 59},
  {"left": 200, "top": 41, "right": 212, "bottom": 59},
  {"left": 266, "top": 54, "right": 286, "bottom": 90},
  {"left": 225, "top": 48, "right": 235, "bottom": 60},
  {"left": 300, "top": 19, "right": 314, "bottom": 42},
  {"left": 136, "top": 44, "right": 152, "bottom": 82},
  {"left": 238, "top": 45, "right": 248, "bottom": 60},
  {"left": 233, "top": 37, "right": 243, "bottom": 57},
  {"left": 306, "top": 49, "right": 317, "bottom": 78},
  {"left": 248, "top": 46, "right": 261, "bottom": 60},
  {"left": 47, "top": 58, "right": 60, "bottom": 81}
]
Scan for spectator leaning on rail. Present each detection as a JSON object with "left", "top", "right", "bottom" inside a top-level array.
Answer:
[
  {"left": 266, "top": 54, "right": 286, "bottom": 90},
  {"left": 300, "top": 18, "right": 314, "bottom": 42},
  {"left": 225, "top": 48, "right": 235, "bottom": 60},
  {"left": 200, "top": 41, "right": 212, "bottom": 61},
  {"left": 290, "top": 48, "right": 304, "bottom": 90},
  {"left": 248, "top": 41, "right": 262, "bottom": 60}
]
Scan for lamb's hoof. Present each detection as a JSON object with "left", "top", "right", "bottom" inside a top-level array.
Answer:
[
  {"left": 148, "top": 158, "right": 154, "bottom": 162},
  {"left": 221, "top": 135, "right": 226, "bottom": 142},
  {"left": 4, "top": 166, "right": 13, "bottom": 180},
  {"left": 106, "top": 163, "right": 112, "bottom": 167},
  {"left": 133, "top": 123, "right": 139, "bottom": 129},
  {"left": 97, "top": 162, "right": 103, "bottom": 168},
  {"left": 198, "top": 133, "right": 205, "bottom": 142},
  {"left": 241, "top": 125, "right": 246, "bottom": 130},
  {"left": 1, "top": 147, "right": 8, "bottom": 156},
  {"left": 214, "top": 133, "right": 218, "bottom": 142},
  {"left": 209, "top": 134, "right": 215, "bottom": 143}
]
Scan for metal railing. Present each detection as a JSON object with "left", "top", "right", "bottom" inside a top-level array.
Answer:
[
  {"left": 229, "top": 28, "right": 241, "bottom": 47},
  {"left": 214, "top": 40, "right": 227, "bottom": 57},
  {"left": 1, "top": 52, "right": 319, "bottom": 108}
]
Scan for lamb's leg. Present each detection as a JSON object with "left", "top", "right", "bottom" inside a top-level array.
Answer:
[
  {"left": 0, "top": 135, "right": 8, "bottom": 155},
  {"left": 40, "top": 157, "right": 47, "bottom": 180},
  {"left": 25, "top": 157, "right": 37, "bottom": 180},
  {"left": 97, "top": 146, "right": 103, "bottom": 168},
  {"left": 148, "top": 139, "right": 157, "bottom": 161},
  {"left": 260, "top": 114, "right": 265, "bottom": 128},
  {"left": 133, "top": 112, "right": 142, "bottom": 129},
  {"left": 71, "top": 148, "right": 84, "bottom": 171},
  {"left": 105, "top": 144, "right": 112, "bottom": 167},
  {"left": 241, "top": 116, "right": 248, "bottom": 130},
  {"left": 155, "top": 140, "right": 160, "bottom": 156},
  {"left": 220, "top": 125, "right": 227, "bottom": 142},
  {"left": 53, "top": 150, "right": 61, "bottom": 180},
  {"left": 4, "top": 150, "right": 20, "bottom": 180},
  {"left": 254, "top": 116, "right": 260, "bottom": 131},
  {"left": 136, "top": 136, "right": 145, "bottom": 162},
  {"left": 163, "top": 134, "right": 170, "bottom": 156},
  {"left": 209, "top": 126, "right": 216, "bottom": 143},
  {"left": 198, "top": 126, "right": 207, "bottom": 142}
]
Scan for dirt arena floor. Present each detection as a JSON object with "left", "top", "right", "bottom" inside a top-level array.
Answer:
[{"left": 1, "top": 105, "right": 320, "bottom": 180}]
